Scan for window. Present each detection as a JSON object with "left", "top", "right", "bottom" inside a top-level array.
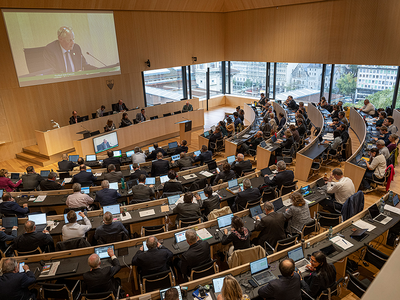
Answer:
[
  {"left": 332, "top": 64, "right": 397, "bottom": 108},
  {"left": 190, "top": 62, "right": 223, "bottom": 99},
  {"left": 230, "top": 61, "right": 266, "bottom": 98},
  {"left": 144, "top": 67, "right": 184, "bottom": 106},
  {"left": 323, "top": 64, "right": 332, "bottom": 100},
  {"left": 269, "top": 63, "right": 275, "bottom": 98},
  {"left": 275, "top": 63, "right": 322, "bottom": 102}
]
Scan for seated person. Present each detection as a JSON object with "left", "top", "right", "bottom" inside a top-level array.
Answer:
[
  {"left": 95, "top": 180, "right": 121, "bottom": 207},
  {"left": 208, "top": 127, "right": 223, "bottom": 152},
  {"left": 0, "top": 193, "right": 29, "bottom": 218},
  {"left": 163, "top": 170, "right": 184, "bottom": 193},
  {"left": 231, "top": 153, "right": 252, "bottom": 177},
  {"left": 147, "top": 143, "right": 167, "bottom": 160},
  {"left": 296, "top": 118, "right": 307, "bottom": 137},
  {"left": 286, "top": 95, "right": 298, "bottom": 110},
  {"left": 94, "top": 105, "right": 104, "bottom": 118},
  {"left": 213, "top": 162, "right": 236, "bottom": 185},
  {"left": 104, "top": 164, "right": 123, "bottom": 183},
  {"left": 218, "top": 121, "right": 229, "bottom": 136},
  {"left": 195, "top": 186, "right": 221, "bottom": 217},
  {"left": 258, "top": 93, "right": 267, "bottom": 106},
  {"left": 338, "top": 123, "right": 349, "bottom": 145},
  {"left": 276, "top": 129, "right": 294, "bottom": 156},
  {"left": 277, "top": 112, "right": 286, "bottom": 131},
  {"left": 320, "top": 97, "right": 332, "bottom": 112},
  {"left": 173, "top": 192, "right": 201, "bottom": 221},
  {"left": 72, "top": 157, "right": 90, "bottom": 171},
  {"left": 182, "top": 101, "right": 193, "bottom": 112},
  {"left": 0, "top": 223, "right": 17, "bottom": 255},
  {"left": 387, "top": 134, "right": 398, "bottom": 153},
  {"left": 233, "top": 112, "right": 243, "bottom": 130},
  {"left": 120, "top": 112, "right": 132, "bottom": 127},
  {"left": 329, "top": 105, "right": 339, "bottom": 119},
  {"left": 240, "top": 131, "right": 263, "bottom": 154},
  {"left": 258, "top": 258, "right": 302, "bottom": 300},
  {"left": 299, "top": 251, "right": 337, "bottom": 299},
  {"left": 130, "top": 174, "right": 155, "bottom": 203},
  {"left": 376, "top": 126, "right": 390, "bottom": 146},
  {"left": 0, "top": 169, "right": 21, "bottom": 192},
  {"left": 218, "top": 276, "right": 249, "bottom": 300},
  {"left": 136, "top": 108, "right": 146, "bottom": 123},
  {"left": 358, "top": 99, "right": 375, "bottom": 116},
  {"left": 376, "top": 140, "right": 390, "bottom": 160},
  {"left": 375, "top": 111, "right": 386, "bottom": 129},
  {"left": 115, "top": 99, "right": 129, "bottom": 112},
  {"left": 94, "top": 211, "right": 129, "bottom": 243},
  {"left": 338, "top": 111, "right": 348, "bottom": 127},
  {"left": 232, "top": 178, "right": 261, "bottom": 212},
  {"left": 131, "top": 236, "right": 173, "bottom": 276},
  {"left": 131, "top": 147, "right": 146, "bottom": 164},
  {"left": 62, "top": 210, "right": 92, "bottom": 241},
  {"left": 289, "top": 125, "right": 300, "bottom": 143},
  {"left": 194, "top": 145, "right": 213, "bottom": 166},
  {"left": 180, "top": 229, "right": 211, "bottom": 278},
  {"left": 171, "top": 152, "right": 194, "bottom": 169},
  {"left": 103, "top": 150, "right": 122, "bottom": 168},
  {"left": 174, "top": 140, "right": 189, "bottom": 154},
  {"left": 13, "top": 220, "right": 54, "bottom": 253},
  {"left": 239, "top": 109, "right": 245, "bottom": 122},
  {"left": 40, "top": 171, "right": 65, "bottom": 191},
  {"left": 384, "top": 116, "right": 398, "bottom": 134},
  {"left": 283, "top": 192, "right": 313, "bottom": 235},
  {"left": 129, "top": 163, "right": 147, "bottom": 181},
  {"left": 260, "top": 119, "right": 272, "bottom": 137},
  {"left": 221, "top": 216, "right": 251, "bottom": 256},
  {"left": 327, "top": 130, "right": 342, "bottom": 154},
  {"left": 264, "top": 160, "right": 294, "bottom": 190},
  {"left": 0, "top": 258, "right": 36, "bottom": 300},
  {"left": 21, "top": 166, "right": 43, "bottom": 191},
  {"left": 72, "top": 165, "right": 97, "bottom": 186},
  {"left": 58, "top": 153, "right": 78, "bottom": 171},
  {"left": 69, "top": 110, "right": 79, "bottom": 124},
  {"left": 66, "top": 183, "right": 94, "bottom": 209},
  {"left": 84, "top": 247, "right": 122, "bottom": 297},
  {"left": 151, "top": 152, "right": 170, "bottom": 177},
  {"left": 105, "top": 119, "right": 116, "bottom": 132},
  {"left": 361, "top": 147, "right": 387, "bottom": 192},
  {"left": 330, "top": 117, "right": 342, "bottom": 130},
  {"left": 226, "top": 117, "right": 234, "bottom": 135},
  {"left": 252, "top": 202, "right": 286, "bottom": 249}
]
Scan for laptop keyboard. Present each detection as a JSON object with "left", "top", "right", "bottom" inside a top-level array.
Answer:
[
  {"left": 254, "top": 271, "right": 275, "bottom": 285},
  {"left": 375, "top": 214, "right": 386, "bottom": 222},
  {"left": 305, "top": 194, "right": 319, "bottom": 201},
  {"left": 296, "top": 260, "right": 308, "bottom": 268}
]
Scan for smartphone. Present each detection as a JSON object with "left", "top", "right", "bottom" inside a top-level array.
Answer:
[
  {"left": 248, "top": 279, "right": 258, "bottom": 288},
  {"left": 19, "top": 262, "right": 25, "bottom": 273},
  {"left": 216, "top": 167, "right": 220, "bottom": 173}
]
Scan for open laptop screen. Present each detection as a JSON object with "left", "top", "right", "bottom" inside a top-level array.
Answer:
[
  {"left": 86, "top": 154, "right": 96, "bottom": 162},
  {"left": 227, "top": 155, "right": 235, "bottom": 164},
  {"left": 273, "top": 198, "right": 284, "bottom": 211},
  {"left": 249, "top": 205, "right": 263, "bottom": 218},
  {"left": 175, "top": 231, "right": 187, "bottom": 243},
  {"left": 2, "top": 216, "right": 18, "bottom": 228},
  {"left": 217, "top": 213, "right": 233, "bottom": 229},
  {"left": 109, "top": 182, "right": 118, "bottom": 190},
  {"left": 145, "top": 177, "right": 156, "bottom": 185},
  {"left": 228, "top": 179, "right": 238, "bottom": 189},
  {"left": 126, "top": 150, "right": 134, "bottom": 158},
  {"left": 40, "top": 170, "right": 50, "bottom": 177},
  {"left": 198, "top": 191, "right": 207, "bottom": 200},
  {"left": 103, "top": 204, "right": 120, "bottom": 215},
  {"left": 194, "top": 150, "right": 201, "bottom": 156},
  {"left": 288, "top": 246, "right": 305, "bottom": 262},
  {"left": 148, "top": 146, "right": 155, "bottom": 152},
  {"left": 64, "top": 213, "right": 83, "bottom": 224},
  {"left": 250, "top": 257, "right": 269, "bottom": 274},
  {"left": 168, "top": 141, "right": 178, "bottom": 149},
  {"left": 69, "top": 155, "right": 79, "bottom": 162},
  {"left": 212, "top": 277, "right": 225, "bottom": 293},
  {"left": 28, "top": 213, "right": 47, "bottom": 225},
  {"left": 300, "top": 185, "right": 312, "bottom": 196},
  {"left": 168, "top": 195, "right": 180, "bottom": 205},
  {"left": 81, "top": 187, "right": 90, "bottom": 194},
  {"left": 368, "top": 204, "right": 380, "bottom": 219},
  {"left": 113, "top": 150, "right": 122, "bottom": 157}
]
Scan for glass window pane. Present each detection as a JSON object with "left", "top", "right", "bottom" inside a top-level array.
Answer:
[
  {"left": 144, "top": 67, "right": 183, "bottom": 106},
  {"left": 269, "top": 63, "right": 275, "bottom": 97},
  {"left": 333, "top": 64, "right": 397, "bottom": 109},
  {"left": 275, "top": 63, "right": 322, "bottom": 102},
  {"left": 190, "top": 62, "right": 223, "bottom": 100},
  {"left": 230, "top": 61, "right": 266, "bottom": 98},
  {"left": 323, "top": 64, "right": 332, "bottom": 100}
]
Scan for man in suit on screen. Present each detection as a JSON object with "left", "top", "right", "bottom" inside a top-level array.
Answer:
[
  {"left": 43, "top": 26, "right": 97, "bottom": 74},
  {"left": 97, "top": 139, "right": 111, "bottom": 152}
]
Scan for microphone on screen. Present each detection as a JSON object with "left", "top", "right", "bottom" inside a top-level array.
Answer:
[{"left": 86, "top": 52, "right": 107, "bottom": 67}]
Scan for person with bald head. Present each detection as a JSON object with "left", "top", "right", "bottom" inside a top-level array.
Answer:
[
  {"left": 182, "top": 101, "right": 193, "bottom": 112},
  {"left": 13, "top": 220, "right": 54, "bottom": 253},
  {"left": 131, "top": 236, "right": 173, "bottom": 276},
  {"left": 58, "top": 153, "right": 78, "bottom": 171},
  {"left": 83, "top": 247, "right": 121, "bottom": 297},
  {"left": 230, "top": 153, "right": 252, "bottom": 177},
  {"left": 44, "top": 26, "right": 97, "bottom": 74},
  {"left": 358, "top": 99, "right": 376, "bottom": 116}
]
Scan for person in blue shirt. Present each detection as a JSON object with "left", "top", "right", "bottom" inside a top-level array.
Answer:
[
  {"left": 233, "top": 112, "right": 242, "bottom": 130},
  {"left": 0, "top": 225, "right": 18, "bottom": 255},
  {"left": 95, "top": 180, "right": 121, "bottom": 207},
  {"left": 0, "top": 193, "right": 29, "bottom": 218}
]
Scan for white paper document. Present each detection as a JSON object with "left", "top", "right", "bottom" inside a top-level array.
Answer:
[
  {"left": 120, "top": 212, "right": 131, "bottom": 221},
  {"left": 196, "top": 228, "right": 212, "bottom": 240},
  {"left": 199, "top": 171, "right": 213, "bottom": 177},
  {"left": 331, "top": 236, "right": 353, "bottom": 250},
  {"left": 64, "top": 178, "right": 72, "bottom": 183},
  {"left": 183, "top": 174, "right": 197, "bottom": 180},
  {"left": 139, "top": 209, "right": 155, "bottom": 217},
  {"left": 34, "top": 195, "right": 47, "bottom": 202},
  {"left": 353, "top": 219, "right": 376, "bottom": 232},
  {"left": 384, "top": 204, "right": 400, "bottom": 215}
]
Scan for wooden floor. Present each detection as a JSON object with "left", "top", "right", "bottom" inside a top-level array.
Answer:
[{"left": 1, "top": 104, "right": 398, "bottom": 299}]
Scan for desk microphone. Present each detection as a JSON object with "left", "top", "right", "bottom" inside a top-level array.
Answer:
[
  {"left": 80, "top": 124, "right": 90, "bottom": 133},
  {"left": 86, "top": 52, "right": 107, "bottom": 67}
]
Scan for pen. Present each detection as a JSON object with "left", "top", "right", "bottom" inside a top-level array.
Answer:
[{"left": 342, "top": 239, "right": 347, "bottom": 245}]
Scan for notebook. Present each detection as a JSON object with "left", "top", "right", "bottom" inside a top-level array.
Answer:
[
  {"left": 250, "top": 257, "right": 276, "bottom": 286},
  {"left": 288, "top": 246, "right": 310, "bottom": 273},
  {"left": 368, "top": 204, "right": 392, "bottom": 225},
  {"left": 28, "top": 213, "right": 47, "bottom": 232}
]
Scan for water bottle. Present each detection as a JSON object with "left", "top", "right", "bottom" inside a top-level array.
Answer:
[
  {"left": 388, "top": 191, "right": 394, "bottom": 205},
  {"left": 328, "top": 226, "right": 333, "bottom": 239},
  {"left": 379, "top": 197, "right": 385, "bottom": 214},
  {"left": 121, "top": 177, "right": 125, "bottom": 190}
]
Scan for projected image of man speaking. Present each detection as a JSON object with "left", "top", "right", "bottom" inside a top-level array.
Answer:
[{"left": 43, "top": 26, "right": 97, "bottom": 74}]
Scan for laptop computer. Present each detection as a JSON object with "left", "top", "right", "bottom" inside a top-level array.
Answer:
[
  {"left": 126, "top": 179, "right": 138, "bottom": 191},
  {"left": 173, "top": 230, "right": 188, "bottom": 250},
  {"left": 40, "top": 170, "right": 50, "bottom": 177},
  {"left": 168, "top": 194, "right": 180, "bottom": 210},
  {"left": 249, "top": 205, "right": 266, "bottom": 220},
  {"left": 68, "top": 155, "right": 79, "bottom": 162},
  {"left": 208, "top": 161, "right": 218, "bottom": 172},
  {"left": 350, "top": 228, "right": 369, "bottom": 242},
  {"left": 272, "top": 198, "right": 285, "bottom": 212},
  {"left": 10, "top": 173, "right": 20, "bottom": 180},
  {"left": 126, "top": 150, "right": 134, "bottom": 158},
  {"left": 212, "top": 277, "right": 225, "bottom": 300},
  {"left": 226, "top": 155, "right": 235, "bottom": 164},
  {"left": 86, "top": 154, "right": 97, "bottom": 162},
  {"left": 204, "top": 131, "right": 210, "bottom": 138},
  {"left": 368, "top": 204, "right": 392, "bottom": 225},
  {"left": 270, "top": 135, "right": 277, "bottom": 143},
  {"left": 56, "top": 262, "right": 79, "bottom": 275},
  {"left": 288, "top": 246, "right": 310, "bottom": 273},
  {"left": 194, "top": 150, "right": 201, "bottom": 156},
  {"left": 148, "top": 146, "right": 155, "bottom": 153},
  {"left": 171, "top": 154, "right": 180, "bottom": 161},
  {"left": 63, "top": 213, "right": 83, "bottom": 224},
  {"left": 109, "top": 182, "right": 119, "bottom": 190},
  {"left": 113, "top": 150, "right": 122, "bottom": 157},
  {"left": 160, "top": 175, "right": 169, "bottom": 184},
  {"left": 160, "top": 286, "right": 182, "bottom": 300},
  {"left": 168, "top": 141, "right": 178, "bottom": 149},
  {"left": 217, "top": 213, "right": 233, "bottom": 234},
  {"left": 94, "top": 245, "right": 114, "bottom": 266},
  {"left": 103, "top": 204, "right": 121, "bottom": 222},
  {"left": 145, "top": 177, "right": 156, "bottom": 186},
  {"left": 28, "top": 213, "right": 47, "bottom": 232},
  {"left": 226, "top": 179, "right": 240, "bottom": 194},
  {"left": 2, "top": 216, "right": 18, "bottom": 234},
  {"left": 320, "top": 244, "right": 343, "bottom": 258},
  {"left": 86, "top": 168, "right": 92, "bottom": 173},
  {"left": 81, "top": 187, "right": 90, "bottom": 194},
  {"left": 250, "top": 257, "right": 276, "bottom": 286}
]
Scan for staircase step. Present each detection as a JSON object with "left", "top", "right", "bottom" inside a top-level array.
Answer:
[
  {"left": 16, "top": 152, "right": 49, "bottom": 167},
  {"left": 22, "top": 145, "right": 50, "bottom": 159}
]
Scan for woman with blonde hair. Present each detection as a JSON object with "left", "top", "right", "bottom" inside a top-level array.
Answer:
[
  {"left": 0, "top": 169, "right": 22, "bottom": 192},
  {"left": 217, "top": 275, "right": 249, "bottom": 300},
  {"left": 283, "top": 192, "right": 313, "bottom": 234}
]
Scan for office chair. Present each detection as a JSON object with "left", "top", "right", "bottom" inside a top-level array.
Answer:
[
  {"left": 265, "top": 235, "right": 298, "bottom": 254},
  {"left": 56, "top": 237, "right": 91, "bottom": 251},
  {"left": 140, "top": 267, "right": 175, "bottom": 294},
  {"left": 14, "top": 246, "right": 42, "bottom": 256},
  {"left": 23, "top": 46, "right": 46, "bottom": 73},
  {"left": 141, "top": 225, "right": 166, "bottom": 237},
  {"left": 241, "top": 168, "right": 256, "bottom": 176},
  {"left": 344, "top": 271, "right": 369, "bottom": 298},
  {"left": 280, "top": 181, "right": 298, "bottom": 196},
  {"left": 244, "top": 197, "right": 263, "bottom": 210},
  {"left": 97, "top": 231, "right": 129, "bottom": 245},
  {"left": 40, "top": 281, "right": 81, "bottom": 300},
  {"left": 261, "top": 187, "right": 278, "bottom": 202},
  {"left": 317, "top": 211, "right": 342, "bottom": 231},
  {"left": 188, "top": 259, "right": 219, "bottom": 281},
  {"left": 302, "top": 277, "right": 344, "bottom": 300},
  {"left": 82, "top": 288, "right": 120, "bottom": 300},
  {"left": 361, "top": 244, "right": 389, "bottom": 270},
  {"left": 178, "top": 217, "right": 202, "bottom": 228}
]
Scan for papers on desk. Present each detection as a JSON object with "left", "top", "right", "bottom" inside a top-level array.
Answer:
[
  {"left": 199, "top": 171, "right": 214, "bottom": 177},
  {"left": 161, "top": 205, "right": 169, "bottom": 212},
  {"left": 183, "top": 174, "right": 197, "bottom": 180},
  {"left": 64, "top": 178, "right": 72, "bottom": 183},
  {"left": 242, "top": 134, "right": 250, "bottom": 138},
  {"left": 40, "top": 261, "right": 60, "bottom": 277},
  {"left": 47, "top": 220, "right": 57, "bottom": 231},
  {"left": 94, "top": 172, "right": 102, "bottom": 177},
  {"left": 330, "top": 236, "right": 353, "bottom": 250},
  {"left": 384, "top": 204, "right": 400, "bottom": 215},
  {"left": 196, "top": 228, "right": 213, "bottom": 240},
  {"left": 34, "top": 195, "right": 47, "bottom": 202},
  {"left": 353, "top": 219, "right": 376, "bottom": 232},
  {"left": 139, "top": 209, "right": 155, "bottom": 217},
  {"left": 120, "top": 212, "right": 131, "bottom": 221}
]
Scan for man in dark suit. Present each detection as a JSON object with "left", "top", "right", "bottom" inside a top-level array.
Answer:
[
  {"left": 180, "top": 229, "right": 211, "bottom": 277},
  {"left": 174, "top": 140, "right": 189, "bottom": 154},
  {"left": 232, "top": 178, "right": 261, "bottom": 212},
  {"left": 131, "top": 236, "right": 173, "bottom": 276},
  {"left": 146, "top": 143, "right": 167, "bottom": 160},
  {"left": 194, "top": 145, "right": 213, "bottom": 165},
  {"left": 130, "top": 174, "right": 155, "bottom": 203},
  {"left": 0, "top": 258, "right": 36, "bottom": 300},
  {"left": 136, "top": 108, "right": 147, "bottom": 123},
  {"left": 13, "top": 220, "right": 54, "bottom": 253},
  {"left": 72, "top": 165, "right": 97, "bottom": 186},
  {"left": 195, "top": 186, "right": 220, "bottom": 217},
  {"left": 171, "top": 152, "right": 194, "bottom": 169},
  {"left": 208, "top": 127, "right": 223, "bottom": 152},
  {"left": 0, "top": 224, "right": 17, "bottom": 254},
  {"left": 129, "top": 163, "right": 147, "bottom": 181},
  {"left": 58, "top": 153, "right": 77, "bottom": 171},
  {"left": 264, "top": 160, "right": 294, "bottom": 190},
  {"left": 113, "top": 99, "right": 129, "bottom": 112},
  {"left": 95, "top": 180, "right": 121, "bottom": 206},
  {"left": 43, "top": 26, "right": 96, "bottom": 74},
  {"left": 96, "top": 139, "right": 111, "bottom": 152},
  {"left": 258, "top": 259, "right": 302, "bottom": 300},
  {"left": 69, "top": 110, "right": 80, "bottom": 124},
  {"left": 231, "top": 153, "right": 252, "bottom": 177},
  {"left": 103, "top": 150, "right": 121, "bottom": 168},
  {"left": 21, "top": 166, "right": 43, "bottom": 191},
  {"left": 252, "top": 202, "right": 286, "bottom": 248},
  {"left": 296, "top": 118, "right": 307, "bottom": 137},
  {"left": 240, "top": 131, "right": 263, "bottom": 154},
  {"left": 151, "top": 152, "right": 170, "bottom": 177},
  {"left": 84, "top": 247, "right": 121, "bottom": 297},
  {"left": 0, "top": 193, "right": 29, "bottom": 218},
  {"left": 173, "top": 192, "right": 202, "bottom": 221},
  {"left": 182, "top": 101, "right": 193, "bottom": 112},
  {"left": 104, "top": 164, "right": 123, "bottom": 183},
  {"left": 94, "top": 212, "right": 129, "bottom": 244},
  {"left": 40, "top": 171, "right": 65, "bottom": 191},
  {"left": 278, "top": 112, "right": 287, "bottom": 131}
]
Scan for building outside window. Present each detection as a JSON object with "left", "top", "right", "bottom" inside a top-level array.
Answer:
[
  {"left": 190, "top": 62, "right": 223, "bottom": 99},
  {"left": 230, "top": 61, "right": 266, "bottom": 98}
]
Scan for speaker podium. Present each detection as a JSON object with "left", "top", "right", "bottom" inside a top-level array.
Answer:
[{"left": 176, "top": 120, "right": 192, "bottom": 145}]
